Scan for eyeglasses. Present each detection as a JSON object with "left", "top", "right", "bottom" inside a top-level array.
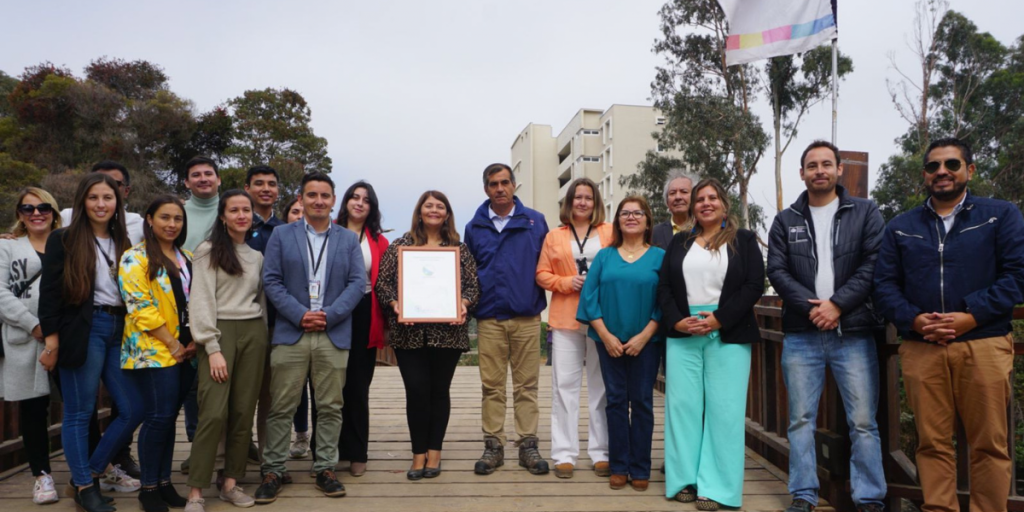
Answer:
[
  {"left": 619, "top": 210, "right": 646, "bottom": 219},
  {"left": 17, "top": 203, "right": 54, "bottom": 215},
  {"left": 924, "top": 159, "right": 964, "bottom": 174}
]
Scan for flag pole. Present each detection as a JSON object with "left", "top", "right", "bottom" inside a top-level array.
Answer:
[{"left": 831, "top": 38, "right": 838, "bottom": 144}]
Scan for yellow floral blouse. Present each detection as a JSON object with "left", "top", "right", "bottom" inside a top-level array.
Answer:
[{"left": 119, "top": 242, "right": 192, "bottom": 369}]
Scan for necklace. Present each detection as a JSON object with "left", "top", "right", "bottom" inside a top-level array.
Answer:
[{"left": 620, "top": 242, "right": 647, "bottom": 260}]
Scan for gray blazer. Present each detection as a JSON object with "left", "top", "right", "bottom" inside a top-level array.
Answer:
[
  {"left": 263, "top": 221, "right": 366, "bottom": 350},
  {"left": 0, "top": 237, "right": 50, "bottom": 401}
]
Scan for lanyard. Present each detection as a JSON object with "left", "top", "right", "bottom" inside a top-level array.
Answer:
[
  {"left": 94, "top": 237, "right": 114, "bottom": 268},
  {"left": 571, "top": 225, "right": 593, "bottom": 254},
  {"left": 175, "top": 249, "right": 191, "bottom": 301},
  {"left": 306, "top": 231, "right": 329, "bottom": 276}
]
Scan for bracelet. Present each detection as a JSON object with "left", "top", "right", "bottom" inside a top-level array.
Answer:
[{"left": 169, "top": 344, "right": 182, "bottom": 355}]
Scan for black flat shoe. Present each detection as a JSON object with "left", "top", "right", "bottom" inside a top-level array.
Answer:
[
  {"left": 407, "top": 467, "right": 425, "bottom": 481},
  {"left": 423, "top": 463, "right": 442, "bottom": 479}
]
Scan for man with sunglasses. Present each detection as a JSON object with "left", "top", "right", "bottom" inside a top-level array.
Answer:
[
  {"left": 874, "top": 137, "right": 1024, "bottom": 512},
  {"left": 58, "top": 161, "right": 144, "bottom": 244}
]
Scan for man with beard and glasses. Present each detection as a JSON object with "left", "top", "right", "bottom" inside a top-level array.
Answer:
[
  {"left": 874, "top": 137, "right": 1024, "bottom": 512},
  {"left": 767, "top": 141, "right": 886, "bottom": 512}
]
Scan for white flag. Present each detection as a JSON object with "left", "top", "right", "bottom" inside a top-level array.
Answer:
[{"left": 717, "top": 0, "right": 837, "bottom": 66}]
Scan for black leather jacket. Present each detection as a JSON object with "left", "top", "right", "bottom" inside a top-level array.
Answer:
[{"left": 767, "top": 186, "right": 885, "bottom": 333}]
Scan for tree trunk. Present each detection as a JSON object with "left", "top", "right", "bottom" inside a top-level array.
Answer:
[{"left": 739, "top": 175, "right": 751, "bottom": 229}]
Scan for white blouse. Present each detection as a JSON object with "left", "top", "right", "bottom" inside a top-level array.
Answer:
[
  {"left": 682, "top": 242, "right": 729, "bottom": 306},
  {"left": 360, "top": 235, "right": 372, "bottom": 294}
]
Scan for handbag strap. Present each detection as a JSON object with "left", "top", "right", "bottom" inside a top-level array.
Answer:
[{"left": 17, "top": 270, "right": 42, "bottom": 299}]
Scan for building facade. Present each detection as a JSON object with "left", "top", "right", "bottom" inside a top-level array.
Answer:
[{"left": 510, "top": 104, "right": 678, "bottom": 227}]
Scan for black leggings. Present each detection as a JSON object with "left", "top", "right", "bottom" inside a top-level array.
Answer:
[
  {"left": 20, "top": 395, "right": 53, "bottom": 476},
  {"left": 394, "top": 347, "right": 463, "bottom": 454}
]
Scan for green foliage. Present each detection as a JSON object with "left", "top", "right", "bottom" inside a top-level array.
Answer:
[
  {"left": 650, "top": 0, "right": 770, "bottom": 229},
  {"left": 874, "top": 10, "right": 1024, "bottom": 218},
  {"left": 0, "top": 70, "right": 18, "bottom": 119},
  {"left": 225, "top": 88, "right": 332, "bottom": 198},
  {"left": 0, "top": 153, "right": 46, "bottom": 228}
]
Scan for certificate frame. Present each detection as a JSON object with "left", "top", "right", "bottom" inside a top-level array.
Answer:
[{"left": 398, "top": 246, "right": 462, "bottom": 323}]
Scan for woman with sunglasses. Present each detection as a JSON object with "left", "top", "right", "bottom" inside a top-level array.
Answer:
[
  {"left": 118, "top": 196, "right": 194, "bottom": 512},
  {"left": 0, "top": 189, "right": 62, "bottom": 505},
  {"left": 576, "top": 196, "right": 665, "bottom": 492},
  {"left": 38, "top": 173, "right": 142, "bottom": 512}
]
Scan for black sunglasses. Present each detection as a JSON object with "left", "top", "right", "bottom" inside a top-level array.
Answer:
[
  {"left": 17, "top": 203, "right": 54, "bottom": 215},
  {"left": 924, "top": 159, "right": 963, "bottom": 174}
]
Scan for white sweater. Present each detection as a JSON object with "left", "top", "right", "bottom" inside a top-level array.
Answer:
[{"left": 0, "top": 237, "right": 50, "bottom": 401}]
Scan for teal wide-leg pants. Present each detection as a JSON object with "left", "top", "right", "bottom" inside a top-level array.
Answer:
[{"left": 664, "top": 305, "right": 751, "bottom": 507}]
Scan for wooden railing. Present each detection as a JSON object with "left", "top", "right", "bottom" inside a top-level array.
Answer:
[{"left": 746, "top": 296, "right": 1023, "bottom": 512}]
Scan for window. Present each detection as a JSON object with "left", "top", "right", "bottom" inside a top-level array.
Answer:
[
  {"left": 582, "top": 129, "right": 600, "bottom": 136},
  {"left": 602, "top": 119, "right": 613, "bottom": 144},
  {"left": 602, "top": 146, "right": 614, "bottom": 172},
  {"left": 580, "top": 156, "right": 600, "bottom": 163},
  {"left": 655, "top": 116, "right": 666, "bottom": 125}
]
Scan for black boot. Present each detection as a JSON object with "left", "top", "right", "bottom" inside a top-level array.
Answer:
[
  {"left": 157, "top": 482, "right": 187, "bottom": 509},
  {"left": 138, "top": 488, "right": 169, "bottom": 512},
  {"left": 74, "top": 485, "right": 116, "bottom": 512}
]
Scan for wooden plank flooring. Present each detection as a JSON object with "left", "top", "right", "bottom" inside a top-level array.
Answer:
[{"left": 0, "top": 366, "right": 824, "bottom": 511}]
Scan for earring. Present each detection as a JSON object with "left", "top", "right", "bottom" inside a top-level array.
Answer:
[{"left": 721, "top": 219, "right": 727, "bottom": 229}]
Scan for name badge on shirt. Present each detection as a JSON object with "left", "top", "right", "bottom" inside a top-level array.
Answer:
[
  {"left": 309, "top": 280, "right": 321, "bottom": 300},
  {"left": 788, "top": 226, "right": 810, "bottom": 244}
]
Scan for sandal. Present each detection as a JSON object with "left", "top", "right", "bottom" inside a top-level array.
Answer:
[
  {"left": 696, "top": 497, "right": 720, "bottom": 511},
  {"left": 674, "top": 486, "right": 697, "bottom": 503}
]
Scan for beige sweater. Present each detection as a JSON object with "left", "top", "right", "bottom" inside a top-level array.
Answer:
[{"left": 188, "top": 241, "right": 265, "bottom": 354}]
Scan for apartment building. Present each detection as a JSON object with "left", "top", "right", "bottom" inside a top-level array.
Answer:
[{"left": 510, "top": 104, "right": 678, "bottom": 228}]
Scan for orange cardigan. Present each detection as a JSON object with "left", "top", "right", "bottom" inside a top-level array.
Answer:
[{"left": 536, "top": 223, "right": 613, "bottom": 330}]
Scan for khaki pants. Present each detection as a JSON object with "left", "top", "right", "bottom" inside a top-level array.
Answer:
[
  {"left": 900, "top": 335, "right": 1014, "bottom": 512},
  {"left": 261, "top": 332, "right": 349, "bottom": 476},
  {"left": 477, "top": 316, "right": 541, "bottom": 444},
  {"left": 187, "top": 318, "right": 267, "bottom": 489}
]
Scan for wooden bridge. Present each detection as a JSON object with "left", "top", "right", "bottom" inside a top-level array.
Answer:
[{"left": 0, "top": 366, "right": 804, "bottom": 511}]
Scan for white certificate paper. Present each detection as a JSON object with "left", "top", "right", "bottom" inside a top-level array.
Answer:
[{"left": 398, "top": 247, "right": 461, "bottom": 322}]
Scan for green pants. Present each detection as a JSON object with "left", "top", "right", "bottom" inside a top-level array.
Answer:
[
  {"left": 187, "top": 318, "right": 267, "bottom": 489},
  {"left": 261, "top": 331, "right": 349, "bottom": 475}
]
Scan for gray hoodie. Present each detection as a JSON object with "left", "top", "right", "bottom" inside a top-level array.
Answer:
[{"left": 0, "top": 236, "right": 50, "bottom": 401}]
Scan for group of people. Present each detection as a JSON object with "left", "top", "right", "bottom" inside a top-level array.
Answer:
[{"left": 0, "top": 136, "right": 1021, "bottom": 512}]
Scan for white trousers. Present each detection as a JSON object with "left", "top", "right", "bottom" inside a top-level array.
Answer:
[{"left": 550, "top": 327, "right": 609, "bottom": 465}]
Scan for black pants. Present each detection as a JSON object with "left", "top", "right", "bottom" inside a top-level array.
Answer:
[
  {"left": 395, "top": 347, "right": 463, "bottom": 454},
  {"left": 20, "top": 395, "right": 53, "bottom": 476},
  {"left": 311, "top": 294, "right": 377, "bottom": 462}
]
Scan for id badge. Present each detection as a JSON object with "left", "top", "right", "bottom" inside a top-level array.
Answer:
[{"left": 309, "top": 280, "right": 321, "bottom": 299}]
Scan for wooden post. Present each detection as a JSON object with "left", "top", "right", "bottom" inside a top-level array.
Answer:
[{"left": 838, "top": 151, "right": 869, "bottom": 198}]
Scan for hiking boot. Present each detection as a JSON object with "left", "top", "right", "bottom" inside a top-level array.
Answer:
[
  {"left": 593, "top": 461, "right": 611, "bottom": 477},
  {"left": 315, "top": 470, "right": 346, "bottom": 497},
  {"left": 253, "top": 473, "right": 282, "bottom": 504},
  {"left": 554, "top": 463, "right": 573, "bottom": 479},
  {"left": 517, "top": 437, "right": 549, "bottom": 475},
  {"left": 289, "top": 432, "right": 310, "bottom": 459},
  {"left": 473, "top": 437, "right": 504, "bottom": 475},
  {"left": 786, "top": 498, "right": 816, "bottom": 512}
]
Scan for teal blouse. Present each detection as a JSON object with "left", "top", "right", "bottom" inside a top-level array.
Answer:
[{"left": 576, "top": 246, "right": 665, "bottom": 344}]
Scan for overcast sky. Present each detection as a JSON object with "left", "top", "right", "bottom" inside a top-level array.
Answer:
[{"left": 2, "top": 0, "right": 1020, "bottom": 235}]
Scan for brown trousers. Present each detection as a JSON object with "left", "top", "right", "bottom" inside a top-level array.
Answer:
[
  {"left": 899, "top": 335, "right": 1014, "bottom": 512},
  {"left": 478, "top": 316, "right": 541, "bottom": 444}
]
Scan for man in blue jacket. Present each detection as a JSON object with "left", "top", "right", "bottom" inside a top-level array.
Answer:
[
  {"left": 465, "top": 163, "right": 550, "bottom": 476},
  {"left": 874, "top": 138, "right": 1024, "bottom": 512},
  {"left": 256, "top": 172, "right": 366, "bottom": 502},
  {"left": 767, "top": 141, "right": 886, "bottom": 512}
]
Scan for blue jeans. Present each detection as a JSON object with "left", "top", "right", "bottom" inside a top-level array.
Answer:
[
  {"left": 126, "top": 365, "right": 181, "bottom": 486},
  {"left": 782, "top": 330, "right": 886, "bottom": 506},
  {"left": 594, "top": 338, "right": 660, "bottom": 480},
  {"left": 59, "top": 311, "right": 144, "bottom": 487}
]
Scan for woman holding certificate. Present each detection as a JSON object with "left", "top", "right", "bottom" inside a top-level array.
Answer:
[
  {"left": 576, "top": 195, "right": 664, "bottom": 493},
  {"left": 657, "top": 178, "right": 764, "bottom": 511},
  {"left": 535, "top": 178, "right": 612, "bottom": 480},
  {"left": 376, "top": 190, "right": 480, "bottom": 481}
]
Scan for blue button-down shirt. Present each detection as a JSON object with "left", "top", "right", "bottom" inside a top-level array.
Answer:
[{"left": 304, "top": 220, "right": 330, "bottom": 311}]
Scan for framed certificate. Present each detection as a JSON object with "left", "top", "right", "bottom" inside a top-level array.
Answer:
[{"left": 398, "top": 246, "right": 462, "bottom": 323}]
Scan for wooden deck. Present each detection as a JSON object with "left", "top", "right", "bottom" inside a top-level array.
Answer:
[{"left": 0, "top": 366, "right": 819, "bottom": 511}]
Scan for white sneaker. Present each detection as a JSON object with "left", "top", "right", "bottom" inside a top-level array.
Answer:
[
  {"left": 289, "top": 432, "right": 310, "bottom": 459},
  {"left": 32, "top": 472, "right": 59, "bottom": 505},
  {"left": 99, "top": 465, "right": 141, "bottom": 493}
]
